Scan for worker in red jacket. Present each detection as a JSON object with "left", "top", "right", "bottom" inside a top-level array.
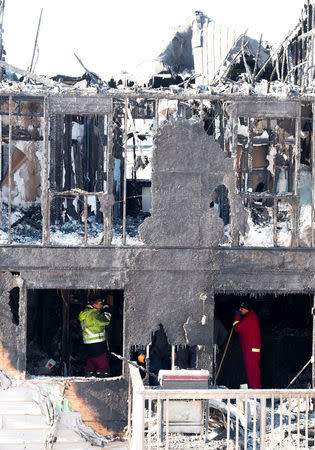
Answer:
[{"left": 233, "top": 300, "right": 261, "bottom": 389}]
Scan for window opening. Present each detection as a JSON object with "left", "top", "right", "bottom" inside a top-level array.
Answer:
[
  {"left": 214, "top": 293, "right": 312, "bottom": 389},
  {"left": 237, "top": 117, "right": 296, "bottom": 194},
  {"left": 0, "top": 97, "right": 44, "bottom": 244},
  {"left": 26, "top": 289, "right": 123, "bottom": 378},
  {"left": 49, "top": 114, "right": 108, "bottom": 246},
  {"left": 112, "top": 98, "right": 154, "bottom": 244}
]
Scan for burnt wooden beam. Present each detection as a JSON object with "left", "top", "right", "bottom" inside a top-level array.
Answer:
[
  {"left": 63, "top": 115, "right": 72, "bottom": 191},
  {"left": 96, "top": 115, "right": 105, "bottom": 193},
  {"left": 104, "top": 105, "right": 114, "bottom": 245},
  {"left": 49, "top": 114, "right": 64, "bottom": 223},
  {"left": 41, "top": 97, "right": 50, "bottom": 244}
]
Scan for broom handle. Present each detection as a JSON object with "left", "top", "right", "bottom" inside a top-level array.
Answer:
[{"left": 215, "top": 326, "right": 234, "bottom": 380}]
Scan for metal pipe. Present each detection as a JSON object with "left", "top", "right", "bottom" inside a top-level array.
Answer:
[
  {"left": 235, "top": 406, "right": 239, "bottom": 449},
  {"left": 157, "top": 397, "right": 161, "bottom": 447},
  {"left": 148, "top": 399, "right": 152, "bottom": 450},
  {"left": 226, "top": 398, "right": 230, "bottom": 444},
  {"left": 280, "top": 395, "right": 283, "bottom": 449},
  {"left": 165, "top": 398, "right": 169, "bottom": 450},
  {"left": 244, "top": 395, "right": 248, "bottom": 450},
  {"left": 271, "top": 394, "right": 274, "bottom": 449},
  {"left": 260, "top": 397, "right": 266, "bottom": 449},
  {"left": 305, "top": 394, "right": 309, "bottom": 448},
  {"left": 253, "top": 395, "right": 257, "bottom": 450},
  {"left": 297, "top": 395, "right": 301, "bottom": 450}
]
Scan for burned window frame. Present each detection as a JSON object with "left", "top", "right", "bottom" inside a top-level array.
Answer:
[
  {"left": 0, "top": 95, "right": 44, "bottom": 244},
  {"left": 232, "top": 100, "right": 302, "bottom": 247}
]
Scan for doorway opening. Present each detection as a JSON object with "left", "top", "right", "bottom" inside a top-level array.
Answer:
[
  {"left": 214, "top": 293, "right": 312, "bottom": 388},
  {"left": 26, "top": 289, "right": 124, "bottom": 377}
]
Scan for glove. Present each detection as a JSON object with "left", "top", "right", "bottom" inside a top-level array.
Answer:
[
  {"left": 235, "top": 310, "right": 241, "bottom": 316},
  {"left": 137, "top": 353, "right": 145, "bottom": 364}
]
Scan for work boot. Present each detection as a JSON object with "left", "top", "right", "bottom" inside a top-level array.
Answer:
[
  {"left": 85, "top": 371, "right": 95, "bottom": 377},
  {"left": 96, "top": 372, "right": 108, "bottom": 378}
]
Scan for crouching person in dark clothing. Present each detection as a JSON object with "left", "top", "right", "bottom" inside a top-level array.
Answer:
[{"left": 78, "top": 298, "right": 111, "bottom": 377}]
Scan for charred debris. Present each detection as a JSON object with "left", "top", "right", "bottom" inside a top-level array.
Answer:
[
  {"left": 2, "top": 0, "right": 315, "bottom": 437},
  {"left": 1, "top": 5, "right": 315, "bottom": 246}
]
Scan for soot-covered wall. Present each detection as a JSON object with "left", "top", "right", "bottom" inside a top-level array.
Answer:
[{"left": 1, "top": 117, "right": 315, "bottom": 434}]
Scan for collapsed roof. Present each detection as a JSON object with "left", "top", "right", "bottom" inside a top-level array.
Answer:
[{"left": 0, "top": 3, "right": 314, "bottom": 96}]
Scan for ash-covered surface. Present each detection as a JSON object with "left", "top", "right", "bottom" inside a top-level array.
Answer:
[{"left": 0, "top": 203, "right": 144, "bottom": 246}]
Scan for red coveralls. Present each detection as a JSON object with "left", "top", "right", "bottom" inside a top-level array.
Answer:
[{"left": 233, "top": 310, "right": 261, "bottom": 389}]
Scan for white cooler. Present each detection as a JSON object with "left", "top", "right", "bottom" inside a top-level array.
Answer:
[{"left": 158, "top": 370, "right": 209, "bottom": 434}]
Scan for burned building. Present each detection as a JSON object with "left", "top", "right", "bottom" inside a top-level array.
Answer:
[{"left": 1, "top": 1, "right": 315, "bottom": 445}]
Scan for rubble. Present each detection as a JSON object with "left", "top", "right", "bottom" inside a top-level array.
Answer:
[{"left": 1, "top": 0, "right": 315, "bottom": 444}]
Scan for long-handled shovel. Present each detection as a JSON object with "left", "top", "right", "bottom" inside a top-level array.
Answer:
[{"left": 215, "top": 326, "right": 234, "bottom": 381}]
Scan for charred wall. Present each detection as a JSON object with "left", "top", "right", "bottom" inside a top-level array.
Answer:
[
  {"left": 0, "top": 245, "right": 315, "bottom": 430},
  {"left": 0, "top": 100, "right": 314, "bottom": 434}
]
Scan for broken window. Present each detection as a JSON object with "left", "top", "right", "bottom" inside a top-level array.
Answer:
[
  {"left": 237, "top": 117, "right": 296, "bottom": 194},
  {"left": 0, "top": 97, "right": 44, "bottom": 244},
  {"left": 235, "top": 106, "right": 313, "bottom": 248},
  {"left": 215, "top": 293, "right": 312, "bottom": 389},
  {"left": 111, "top": 98, "right": 155, "bottom": 244},
  {"left": 26, "top": 289, "right": 123, "bottom": 377},
  {"left": 48, "top": 114, "right": 109, "bottom": 245}
]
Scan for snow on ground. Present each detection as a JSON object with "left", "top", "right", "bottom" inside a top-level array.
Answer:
[{"left": 143, "top": 399, "right": 315, "bottom": 449}]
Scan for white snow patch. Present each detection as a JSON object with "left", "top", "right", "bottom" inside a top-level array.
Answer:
[
  {"left": 299, "top": 204, "right": 312, "bottom": 246},
  {"left": 240, "top": 212, "right": 273, "bottom": 247},
  {"left": 238, "top": 124, "right": 249, "bottom": 137},
  {"left": 72, "top": 122, "right": 84, "bottom": 143},
  {"left": 87, "top": 196, "right": 97, "bottom": 215},
  {"left": 266, "top": 146, "right": 277, "bottom": 175}
]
